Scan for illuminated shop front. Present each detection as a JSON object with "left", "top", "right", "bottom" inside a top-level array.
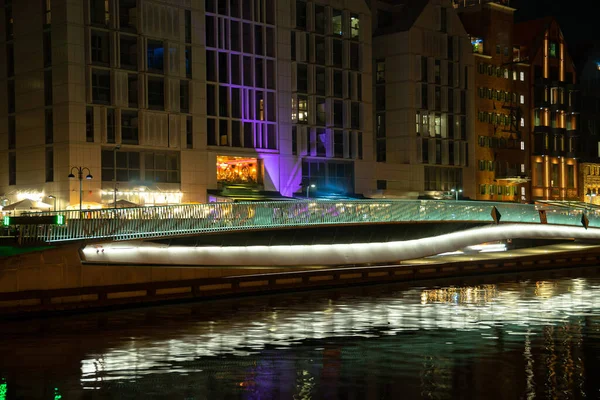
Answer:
[{"left": 216, "top": 156, "right": 259, "bottom": 186}]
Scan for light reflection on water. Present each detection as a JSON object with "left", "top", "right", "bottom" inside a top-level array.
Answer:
[{"left": 0, "top": 268, "right": 599, "bottom": 399}]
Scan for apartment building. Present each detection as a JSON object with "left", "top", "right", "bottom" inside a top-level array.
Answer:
[
  {"left": 456, "top": 0, "right": 530, "bottom": 202},
  {"left": 371, "top": 0, "right": 475, "bottom": 200},
  {"left": 0, "top": 0, "right": 373, "bottom": 209},
  {"left": 514, "top": 17, "right": 579, "bottom": 201}
]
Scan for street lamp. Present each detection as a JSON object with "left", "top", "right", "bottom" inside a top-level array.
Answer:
[
  {"left": 68, "top": 166, "right": 93, "bottom": 217},
  {"left": 47, "top": 195, "right": 56, "bottom": 211},
  {"left": 306, "top": 184, "right": 316, "bottom": 199},
  {"left": 451, "top": 188, "right": 462, "bottom": 201},
  {"left": 113, "top": 144, "right": 121, "bottom": 211}
]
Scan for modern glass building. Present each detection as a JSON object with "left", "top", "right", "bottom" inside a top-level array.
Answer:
[{"left": 0, "top": 0, "right": 373, "bottom": 209}]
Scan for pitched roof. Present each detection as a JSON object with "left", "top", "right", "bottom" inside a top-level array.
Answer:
[
  {"left": 374, "top": 0, "right": 429, "bottom": 36},
  {"left": 513, "top": 16, "right": 554, "bottom": 60}
]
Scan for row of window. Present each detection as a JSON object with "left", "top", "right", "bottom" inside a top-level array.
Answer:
[
  {"left": 100, "top": 150, "right": 181, "bottom": 183},
  {"left": 301, "top": 159, "right": 355, "bottom": 195},
  {"left": 532, "top": 162, "right": 575, "bottom": 188},
  {"left": 207, "top": 118, "right": 276, "bottom": 150},
  {"left": 90, "top": 30, "right": 193, "bottom": 77},
  {"left": 206, "top": 0, "right": 276, "bottom": 25},
  {"left": 477, "top": 87, "right": 524, "bottom": 104},
  {"left": 479, "top": 184, "right": 521, "bottom": 196},
  {"left": 477, "top": 160, "right": 526, "bottom": 173},
  {"left": 477, "top": 111, "right": 522, "bottom": 127},
  {"left": 477, "top": 63, "right": 525, "bottom": 82},
  {"left": 89, "top": 0, "right": 149, "bottom": 36},
  {"left": 293, "top": 65, "right": 362, "bottom": 101},
  {"left": 291, "top": 32, "right": 360, "bottom": 70},
  {"left": 423, "top": 166, "right": 463, "bottom": 192},
  {"left": 420, "top": 138, "right": 468, "bottom": 166},
  {"left": 207, "top": 85, "right": 276, "bottom": 122},
  {"left": 533, "top": 109, "right": 578, "bottom": 130},
  {"left": 416, "top": 84, "right": 467, "bottom": 114},
  {"left": 478, "top": 136, "right": 525, "bottom": 150},
  {"left": 292, "top": 126, "right": 363, "bottom": 160},
  {"left": 292, "top": 97, "right": 361, "bottom": 130},
  {"left": 206, "top": 51, "right": 275, "bottom": 89},
  {"left": 206, "top": 15, "right": 276, "bottom": 56},
  {"left": 295, "top": 2, "right": 360, "bottom": 40},
  {"left": 533, "top": 133, "right": 577, "bottom": 154},
  {"left": 419, "top": 57, "right": 463, "bottom": 87},
  {"left": 90, "top": 69, "right": 191, "bottom": 112},
  {"left": 415, "top": 112, "right": 467, "bottom": 140}
]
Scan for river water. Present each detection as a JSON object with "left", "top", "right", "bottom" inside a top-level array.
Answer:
[{"left": 0, "top": 267, "right": 599, "bottom": 399}]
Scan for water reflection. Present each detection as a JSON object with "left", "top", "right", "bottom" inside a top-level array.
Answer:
[{"left": 0, "top": 269, "right": 599, "bottom": 399}]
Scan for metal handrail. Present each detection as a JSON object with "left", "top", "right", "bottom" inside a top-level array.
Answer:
[{"left": 11, "top": 199, "right": 596, "bottom": 243}]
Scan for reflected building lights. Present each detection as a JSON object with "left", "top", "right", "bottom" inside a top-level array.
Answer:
[{"left": 80, "top": 277, "right": 598, "bottom": 389}]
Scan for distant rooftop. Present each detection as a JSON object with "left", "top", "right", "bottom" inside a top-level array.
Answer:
[{"left": 452, "top": 0, "right": 511, "bottom": 8}]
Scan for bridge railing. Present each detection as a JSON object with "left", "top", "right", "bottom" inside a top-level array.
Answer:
[{"left": 16, "top": 199, "right": 598, "bottom": 243}]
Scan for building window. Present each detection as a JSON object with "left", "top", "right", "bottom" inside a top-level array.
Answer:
[
  {"left": 43, "top": 31, "right": 52, "bottom": 67},
  {"left": 121, "top": 110, "right": 138, "bottom": 144},
  {"left": 333, "top": 129, "right": 343, "bottom": 158},
  {"left": 185, "top": 46, "right": 192, "bottom": 78},
  {"left": 44, "top": 70, "right": 53, "bottom": 106},
  {"left": 351, "top": 102, "right": 360, "bottom": 129},
  {"left": 332, "top": 39, "right": 343, "bottom": 68},
  {"left": 44, "top": 0, "right": 52, "bottom": 26},
  {"left": 332, "top": 9, "right": 343, "bottom": 36},
  {"left": 549, "top": 41, "right": 557, "bottom": 58},
  {"left": 90, "top": 0, "right": 109, "bottom": 26},
  {"left": 519, "top": 71, "right": 525, "bottom": 81},
  {"left": 91, "top": 30, "right": 110, "bottom": 65},
  {"left": 180, "top": 80, "right": 190, "bottom": 113},
  {"left": 8, "top": 152, "right": 16, "bottom": 186},
  {"left": 107, "top": 108, "right": 115, "bottom": 143},
  {"left": 316, "top": 128, "right": 327, "bottom": 157},
  {"left": 291, "top": 126, "right": 297, "bottom": 155},
  {"left": 316, "top": 97, "right": 326, "bottom": 126},
  {"left": 128, "top": 74, "right": 138, "bottom": 107},
  {"left": 376, "top": 86, "right": 386, "bottom": 111},
  {"left": 297, "top": 64, "right": 308, "bottom": 93},
  {"left": 8, "top": 116, "right": 15, "bottom": 150},
  {"left": 333, "top": 100, "right": 343, "bottom": 127},
  {"left": 333, "top": 70, "right": 343, "bottom": 98},
  {"left": 350, "top": 14, "right": 359, "bottom": 40},
  {"left": 120, "top": 34, "right": 137, "bottom": 70},
  {"left": 186, "top": 116, "right": 193, "bottom": 149},
  {"left": 86, "top": 106, "right": 94, "bottom": 142},
  {"left": 315, "top": 5, "right": 325, "bottom": 34},
  {"left": 45, "top": 109, "right": 53, "bottom": 144},
  {"left": 147, "top": 76, "right": 164, "bottom": 110},
  {"left": 520, "top": 94, "right": 525, "bottom": 104},
  {"left": 147, "top": 40, "right": 164, "bottom": 73},
  {"left": 298, "top": 95, "right": 308, "bottom": 123},
  {"left": 6, "top": 43, "right": 14, "bottom": 78},
  {"left": 207, "top": 119, "right": 216, "bottom": 146},
  {"left": 184, "top": 9, "right": 191, "bottom": 44},
  {"left": 7, "top": 80, "right": 15, "bottom": 114},
  {"left": 440, "top": 6, "right": 447, "bottom": 32},
  {"left": 118, "top": 0, "right": 137, "bottom": 32},
  {"left": 45, "top": 148, "right": 54, "bottom": 182},
  {"left": 92, "top": 69, "right": 111, "bottom": 104},
  {"left": 296, "top": 0, "right": 307, "bottom": 29}
]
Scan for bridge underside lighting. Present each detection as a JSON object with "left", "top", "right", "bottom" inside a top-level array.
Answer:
[{"left": 81, "top": 223, "right": 600, "bottom": 267}]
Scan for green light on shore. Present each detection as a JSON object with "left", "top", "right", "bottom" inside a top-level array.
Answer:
[
  {"left": 0, "top": 380, "right": 7, "bottom": 400},
  {"left": 54, "top": 387, "right": 62, "bottom": 400}
]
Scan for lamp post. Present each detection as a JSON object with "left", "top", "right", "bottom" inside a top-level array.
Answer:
[
  {"left": 68, "top": 166, "right": 93, "bottom": 217},
  {"left": 47, "top": 195, "right": 56, "bottom": 211},
  {"left": 306, "top": 184, "right": 316, "bottom": 199},
  {"left": 113, "top": 144, "right": 121, "bottom": 211},
  {"left": 451, "top": 188, "right": 462, "bottom": 201}
]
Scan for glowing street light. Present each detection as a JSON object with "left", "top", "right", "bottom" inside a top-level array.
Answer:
[
  {"left": 47, "top": 195, "right": 56, "bottom": 211},
  {"left": 451, "top": 188, "right": 462, "bottom": 201},
  {"left": 306, "top": 184, "right": 316, "bottom": 199},
  {"left": 68, "top": 166, "right": 93, "bottom": 217}
]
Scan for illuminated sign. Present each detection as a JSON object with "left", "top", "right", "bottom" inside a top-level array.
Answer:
[{"left": 2, "top": 215, "right": 66, "bottom": 226}]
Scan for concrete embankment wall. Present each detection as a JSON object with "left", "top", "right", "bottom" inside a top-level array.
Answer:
[{"left": 1, "top": 243, "right": 600, "bottom": 318}]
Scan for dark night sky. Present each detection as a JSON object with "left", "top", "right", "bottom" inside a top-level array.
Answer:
[{"left": 511, "top": 0, "right": 599, "bottom": 67}]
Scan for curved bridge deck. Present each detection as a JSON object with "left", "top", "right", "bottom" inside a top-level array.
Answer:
[{"left": 9, "top": 199, "right": 598, "bottom": 244}]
